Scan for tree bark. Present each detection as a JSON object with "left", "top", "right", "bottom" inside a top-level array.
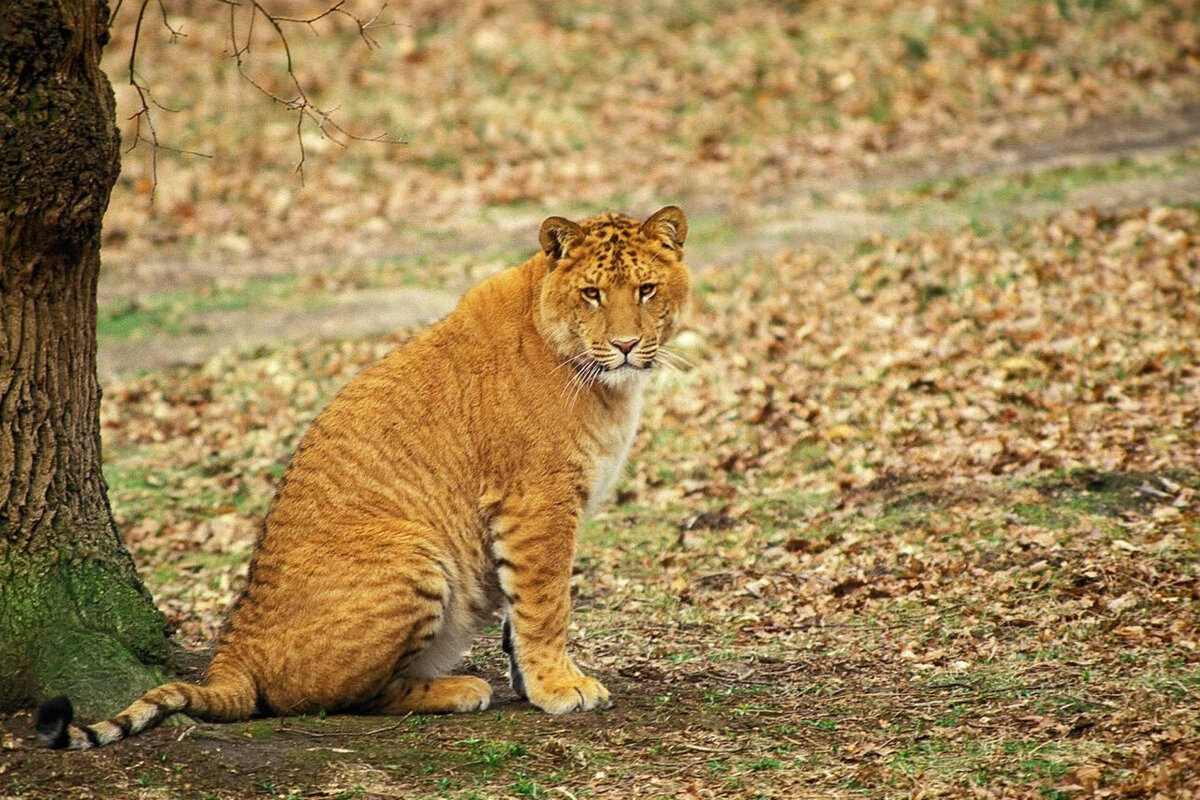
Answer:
[{"left": 0, "top": 0, "right": 168, "bottom": 715}]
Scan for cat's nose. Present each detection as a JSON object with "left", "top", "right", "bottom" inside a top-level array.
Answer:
[{"left": 610, "top": 337, "right": 640, "bottom": 355}]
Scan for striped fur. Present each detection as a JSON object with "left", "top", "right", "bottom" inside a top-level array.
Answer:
[
  {"left": 39, "top": 207, "right": 690, "bottom": 747},
  {"left": 37, "top": 669, "right": 256, "bottom": 750}
]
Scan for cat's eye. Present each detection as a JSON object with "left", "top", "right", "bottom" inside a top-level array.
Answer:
[
  {"left": 639, "top": 283, "right": 657, "bottom": 300},
  {"left": 581, "top": 287, "right": 601, "bottom": 303}
]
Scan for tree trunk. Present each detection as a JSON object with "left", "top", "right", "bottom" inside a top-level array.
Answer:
[{"left": 0, "top": 0, "right": 168, "bottom": 716}]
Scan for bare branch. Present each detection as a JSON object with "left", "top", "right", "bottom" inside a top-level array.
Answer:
[
  {"left": 274, "top": 0, "right": 394, "bottom": 49},
  {"left": 154, "top": 0, "right": 184, "bottom": 42},
  {"left": 119, "top": 0, "right": 400, "bottom": 190},
  {"left": 127, "top": 0, "right": 150, "bottom": 88},
  {"left": 228, "top": 0, "right": 402, "bottom": 178},
  {"left": 343, "top": 2, "right": 392, "bottom": 49},
  {"left": 271, "top": 0, "right": 347, "bottom": 27},
  {"left": 126, "top": 0, "right": 162, "bottom": 194}
]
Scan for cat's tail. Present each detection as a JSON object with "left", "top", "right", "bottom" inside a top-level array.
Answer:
[{"left": 36, "top": 665, "right": 256, "bottom": 750}]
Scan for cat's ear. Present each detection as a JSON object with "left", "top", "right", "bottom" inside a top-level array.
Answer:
[
  {"left": 539, "top": 216, "right": 584, "bottom": 262},
  {"left": 642, "top": 206, "right": 688, "bottom": 249}
]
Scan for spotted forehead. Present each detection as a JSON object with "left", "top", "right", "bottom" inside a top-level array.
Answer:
[{"left": 571, "top": 214, "right": 662, "bottom": 283}]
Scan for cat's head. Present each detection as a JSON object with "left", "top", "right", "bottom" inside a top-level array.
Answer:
[{"left": 536, "top": 206, "right": 691, "bottom": 389}]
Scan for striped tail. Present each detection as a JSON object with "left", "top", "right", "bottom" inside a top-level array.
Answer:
[{"left": 36, "top": 668, "right": 256, "bottom": 750}]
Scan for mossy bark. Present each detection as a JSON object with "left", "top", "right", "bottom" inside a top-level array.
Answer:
[{"left": 0, "top": 0, "right": 169, "bottom": 716}]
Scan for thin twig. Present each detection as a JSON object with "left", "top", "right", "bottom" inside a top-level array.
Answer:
[
  {"left": 275, "top": 713, "right": 411, "bottom": 738},
  {"left": 229, "top": 0, "right": 399, "bottom": 179},
  {"left": 123, "top": 0, "right": 212, "bottom": 197},
  {"left": 671, "top": 741, "right": 747, "bottom": 754},
  {"left": 120, "top": 0, "right": 398, "bottom": 191},
  {"left": 126, "top": 0, "right": 159, "bottom": 190},
  {"left": 154, "top": 0, "right": 184, "bottom": 41},
  {"left": 273, "top": 0, "right": 347, "bottom": 27}
]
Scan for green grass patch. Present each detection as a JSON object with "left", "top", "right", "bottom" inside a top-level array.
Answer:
[
  {"left": 103, "top": 447, "right": 270, "bottom": 523},
  {"left": 99, "top": 275, "right": 301, "bottom": 342},
  {"left": 870, "top": 150, "right": 1200, "bottom": 234}
]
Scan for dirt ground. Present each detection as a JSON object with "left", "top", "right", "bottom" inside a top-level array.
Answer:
[
  {"left": 2, "top": 647, "right": 794, "bottom": 799},
  {"left": 3, "top": 467, "right": 1198, "bottom": 798},
  {"left": 97, "top": 102, "right": 1200, "bottom": 378},
  {"left": 5, "top": 109, "right": 1199, "bottom": 794},
  {"left": 4, "top": 2, "right": 1200, "bottom": 797}
]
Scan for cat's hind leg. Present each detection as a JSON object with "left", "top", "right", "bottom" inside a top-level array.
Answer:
[
  {"left": 250, "top": 520, "right": 468, "bottom": 715},
  {"left": 363, "top": 676, "right": 492, "bottom": 714},
  {"left": 355, "top": 522, "right": 492, "bottom": 715}
]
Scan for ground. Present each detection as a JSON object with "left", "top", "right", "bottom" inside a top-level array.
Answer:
[{"left": 2, "top": 1, "right": 1200, "bottom": 798}]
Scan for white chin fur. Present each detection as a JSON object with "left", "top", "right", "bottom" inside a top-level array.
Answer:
[{"left": 598, "top": 366, "right": 653, "bottom": 391}]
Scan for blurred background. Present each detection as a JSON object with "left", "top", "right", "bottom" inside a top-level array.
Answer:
[
  {"left": 73, "top": 4, "right": 1200, "bottom": 795},
  {"left": 97, "top": 0, "right": 1200, "bottom": 374}
]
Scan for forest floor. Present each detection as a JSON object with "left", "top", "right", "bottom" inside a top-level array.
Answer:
[{"left": 3, "top": 1, "right": 1200, "bottom": 798}]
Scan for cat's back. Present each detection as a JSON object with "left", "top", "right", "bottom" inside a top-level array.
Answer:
[
  {"left": 266, "top": 262, "right": 550, "bottom": 527},
  {"left": 321, "top": 260, "right": 544, "bottom": 440}
]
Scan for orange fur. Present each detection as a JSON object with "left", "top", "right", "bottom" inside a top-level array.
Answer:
[{"left": 38, "top": 207, "right": 691, "bottom": 749}]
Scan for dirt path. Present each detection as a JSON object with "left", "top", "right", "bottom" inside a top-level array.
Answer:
[
  {"left": 96, "top": 104, "right": 1200, "bottom": 376},
  {"left": 97, "top": 285, "right": 457, "bottom": 377}
]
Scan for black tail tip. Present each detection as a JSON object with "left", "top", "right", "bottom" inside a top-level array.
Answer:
[{"left": 36, "top": 695, "right": 74, "bottom": 749}]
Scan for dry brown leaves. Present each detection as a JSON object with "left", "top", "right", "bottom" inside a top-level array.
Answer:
[
  {"left": 98, "top": 0, "right": 1200, "bottom": 275},
  {"left": 653, "top": 204, "right": 1200, "bottom": 495},
  {"left": 608, "top": 203, "right": 1198, "bottom": 793},
  {"left": 98, "top": 203, "right": 1200, "bottom": 794},
  {"left": 629, "top": 202, "right": 1199, "bottom": 654}
]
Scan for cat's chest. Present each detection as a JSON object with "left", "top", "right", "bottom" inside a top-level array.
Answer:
[{"left": 583, "top": 390, "right": 645, "bottom": 518}]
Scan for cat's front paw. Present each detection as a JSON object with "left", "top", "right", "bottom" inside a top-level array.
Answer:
[{"left": 526, "top": 673, "right": 611, "bottom": 714}]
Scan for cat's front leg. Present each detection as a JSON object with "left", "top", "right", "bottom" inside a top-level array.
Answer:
[{"left": 491, "top": 499, "right": 610, "bottom": 714}]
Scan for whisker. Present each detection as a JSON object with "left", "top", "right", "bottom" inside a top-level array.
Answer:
[
  {"left": 569, "top": 363, "right": 600, "bottom": 408},
  {"left": 655, "top": 354, "right": 686, "bottom": 371},
  {"left": 658, "top": 343, "right": 694, "bottom": 362},
  {"left": 589, "top": 364, "right": 608, "bottom": 395},
  {"left": 585, "top": 363, "right": 604, "bottom": 401},
  {"left": 558, "top": 351, "right": 601, "bottom": 403},
  {"left": 566, "top": 365, "right": 585, "bottom": 406},
  {"left": 560, "top": 361, "right": 588, "bottom": 400},
  {"left": 657, "top": 346, "right": 695, "bottom": 370},
  {"left": 552, "top": 350, "right": 592, "bottom": 374}
]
